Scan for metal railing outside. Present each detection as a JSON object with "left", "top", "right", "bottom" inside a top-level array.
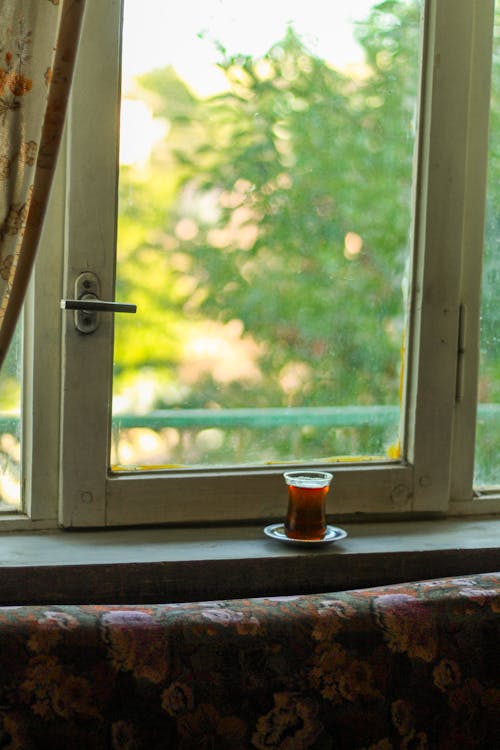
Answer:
[{"left": 1, "top": 402, "right": 499, "bottom": 434}]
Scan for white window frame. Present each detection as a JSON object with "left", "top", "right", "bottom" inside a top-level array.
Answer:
[{"left": 5, "top": 0, "right": 497, "bottom": 530}]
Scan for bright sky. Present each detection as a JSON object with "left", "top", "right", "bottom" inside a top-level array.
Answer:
[
  {"left": 119, "top": 0, "right": 377, "bottom": 164},
  {"left": 121, "top": 0, "right": 376, "bottom": 97}
]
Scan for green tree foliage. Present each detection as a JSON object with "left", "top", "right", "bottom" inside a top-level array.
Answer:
[
  {"left": 113, "top": 0, "right": 498, "bottom": 465},
  {"left": 475, "top": 5, "right": 500, "bottom": 484},
  {"left": 183, "top": 2, "right": 421, "bottom": 408},
  {"left": 481, "top": 6, "right": 500, "bottom": 398},
  {"left": 116, "top": 2, "right": 419, "bottom": 394}
]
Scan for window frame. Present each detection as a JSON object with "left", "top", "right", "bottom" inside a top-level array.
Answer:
[
  {"left": 448, "top": 0, "right": 500, "bottom": 511},
  {"left": 407, "top": 0, "right": 497, "bottom": 513},
  {"left": 5, "top": 0, "right": 496, "bottom": 531}
]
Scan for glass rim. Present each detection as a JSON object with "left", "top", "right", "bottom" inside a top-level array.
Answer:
[{"left": 283, "top": 470, "right": 333, "bottom": 488}]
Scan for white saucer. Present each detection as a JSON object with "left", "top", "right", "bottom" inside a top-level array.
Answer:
[{"left": 263, "top": 523, "right": 347, "bottom": 546}]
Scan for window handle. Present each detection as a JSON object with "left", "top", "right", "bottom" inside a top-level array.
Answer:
[
  {"left": 60, "top": 271, "right": 136, "bottom": 334},
  {"left": 61, "top": 298, "right": 137, "bottom": 314}
]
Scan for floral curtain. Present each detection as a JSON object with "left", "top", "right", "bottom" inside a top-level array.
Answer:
[
  {"left": 0, "top": 0, "right": 86, "bottom": 370},
  {"left": 0, "top": 572, "right": 498, "bottom": 747}
]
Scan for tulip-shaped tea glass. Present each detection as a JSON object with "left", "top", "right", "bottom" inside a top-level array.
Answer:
[{"left": 283, "top": 471, "right": 333, "bottom": 541}]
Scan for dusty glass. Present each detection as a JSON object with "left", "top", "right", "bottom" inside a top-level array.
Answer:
[
  {"left": 475, "top": 2, "right": 499, "bottom": 489},
  {"left": 0, "top": 322, "right": 22, "bottom": 509},
  {"left": 111, "top": 0, "right": 422, "bottom": 470}
]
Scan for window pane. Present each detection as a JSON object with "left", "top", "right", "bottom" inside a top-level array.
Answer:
[
  {"left": 112, "top": 0, "right": 422, "bottom": 470},
  {"left": 0, "top": 321, "right": 22, "bottom": 509},
  {"left": 475, "top": 2, "right": 500, "bottom": 488}
]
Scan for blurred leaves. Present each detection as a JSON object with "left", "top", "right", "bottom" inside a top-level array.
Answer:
[
  {"left": 116, "top": 1, "right": 421, "bottom": 420},
  {"left": 112, "top": 0, "right": 499, "bottom": 465}
]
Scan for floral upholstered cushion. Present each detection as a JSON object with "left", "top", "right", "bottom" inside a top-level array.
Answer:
[{"left": 0, "top": 572, "right": 499, "bottom": 748}]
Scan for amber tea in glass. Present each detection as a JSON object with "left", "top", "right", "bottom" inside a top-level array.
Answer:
[{"left": 283, "top": 471, "right": 333, "bottom": 540}]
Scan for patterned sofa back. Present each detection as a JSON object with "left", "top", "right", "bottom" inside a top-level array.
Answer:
[{"left": 0, "top": 572, "right": 499, "bottom": 748}]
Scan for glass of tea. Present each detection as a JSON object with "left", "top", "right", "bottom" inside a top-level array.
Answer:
[{"left": 283, "top": 471, "right": 333, "bottom": 540}]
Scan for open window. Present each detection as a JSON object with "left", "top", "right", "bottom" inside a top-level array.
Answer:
[{"left": 1, "top": 0, "right": 497, "bottom": 529}]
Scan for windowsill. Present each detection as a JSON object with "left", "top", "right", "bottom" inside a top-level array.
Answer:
[{"left": 0, "top": 516, "right": 499, "bottom": 605}]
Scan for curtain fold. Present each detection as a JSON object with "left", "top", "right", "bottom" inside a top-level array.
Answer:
[{"left": 0, "top": 0, "right": 86, "bottom": 370}]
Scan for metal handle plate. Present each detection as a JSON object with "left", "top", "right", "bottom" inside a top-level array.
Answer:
[{"left": 61, "top": 272, "right": 136, "bottom": 334}]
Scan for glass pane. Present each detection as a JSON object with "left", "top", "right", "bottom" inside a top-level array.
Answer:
[
  {"left": 475, "top": 2, "right": 500, "bottom": 488},
  {"left": 0, "top": 321, "right": 22, "bottom": 509},
  {"left": 112, "top": 0, "right": 422, "bottom": 470}
]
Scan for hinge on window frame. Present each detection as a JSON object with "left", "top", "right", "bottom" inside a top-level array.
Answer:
[{"left": 455, "top": 303, "right": 467, "bottom": 403}]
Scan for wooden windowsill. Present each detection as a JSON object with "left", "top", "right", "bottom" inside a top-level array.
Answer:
[{"left": 0, "top": 516, "right": 499, "bottom": 605}]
